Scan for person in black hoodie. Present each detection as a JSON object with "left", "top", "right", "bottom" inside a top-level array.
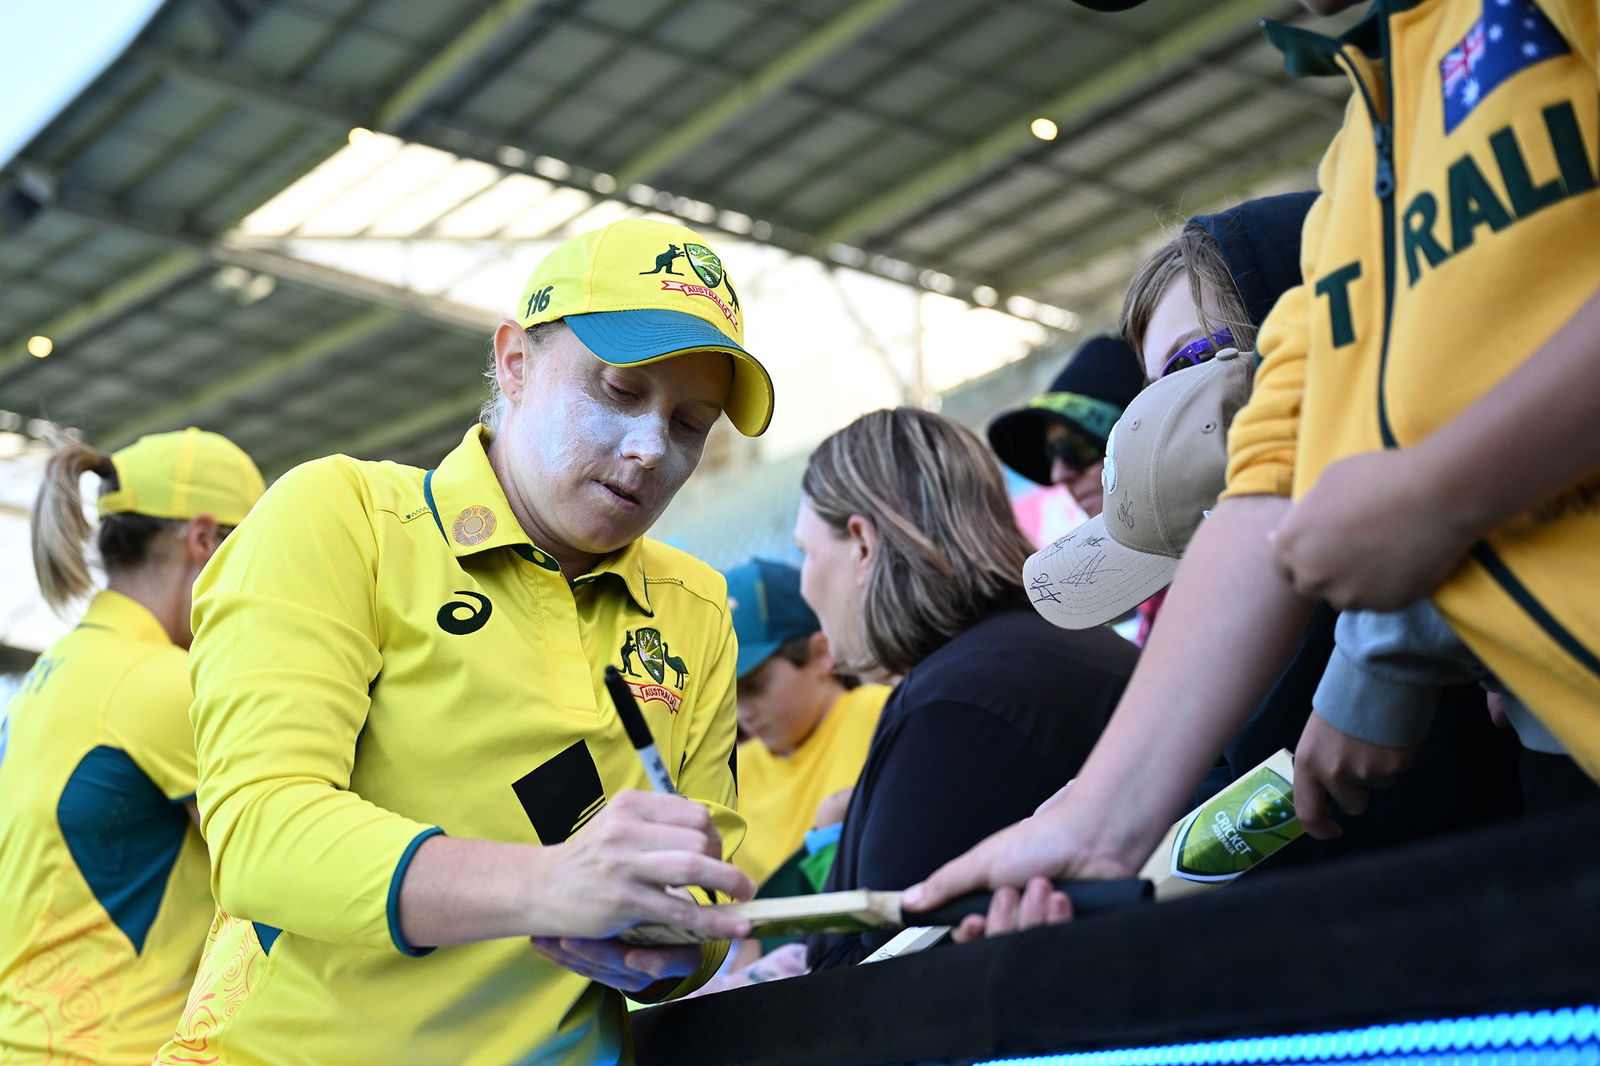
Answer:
[{"left": 794, "top": 407, "right": 1139, "bottom": 969}]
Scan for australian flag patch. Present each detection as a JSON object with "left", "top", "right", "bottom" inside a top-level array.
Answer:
[{"left": 1441, "top": 0, "right": 1570, "bottom": 134}]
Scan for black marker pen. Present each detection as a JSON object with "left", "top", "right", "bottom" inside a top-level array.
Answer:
[{"left": 603, "top": 665, "right": 677, "bottom": 795}]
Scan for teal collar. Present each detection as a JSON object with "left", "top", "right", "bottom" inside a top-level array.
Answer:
[{"left": 1262, "top": 3, "right": 1394, "bottom": 78}]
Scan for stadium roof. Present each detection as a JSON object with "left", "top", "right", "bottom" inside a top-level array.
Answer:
[{"left": 0, "top": 0, "right": 1355, "bottom": 476}]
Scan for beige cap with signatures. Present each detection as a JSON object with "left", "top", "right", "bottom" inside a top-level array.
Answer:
[{"left": 1022, "top": 347, "right": 1256, "bottom": 630}]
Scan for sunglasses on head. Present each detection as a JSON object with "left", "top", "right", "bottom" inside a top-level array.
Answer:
[
  {"left": 1043, "top": 429, "right": 1104, "bottom": 474},
  {"left": 1159, "top": 328, "right": 1235, "bottom": 379}
]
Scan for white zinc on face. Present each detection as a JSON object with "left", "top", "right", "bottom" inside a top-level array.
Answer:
[{"left": 487, "top": 322, "right": 732, "bottom": 577}]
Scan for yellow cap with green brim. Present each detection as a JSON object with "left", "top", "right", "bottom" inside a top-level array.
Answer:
[
  {"left": 514, "top": 218, "right": 775, "bottom": 437},
  {"left": 96, "top": 427, "right": 265, "bottom": 527}
]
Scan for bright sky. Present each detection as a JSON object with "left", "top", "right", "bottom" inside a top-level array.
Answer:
[
  {"left": 0, "top": 1, "right": 165, "bottom": 167},
  {"left": 0, "top": 1, "right": 166, "bottom": 658}
]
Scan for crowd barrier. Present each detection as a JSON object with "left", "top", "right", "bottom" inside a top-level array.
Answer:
[{"left": 635, "top": 802, "right": 1600, "bottom": 1066}]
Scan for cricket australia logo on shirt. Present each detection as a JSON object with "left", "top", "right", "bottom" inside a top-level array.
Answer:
[{"left": 618, "top": 627, "right": 689, "bottom": 713}]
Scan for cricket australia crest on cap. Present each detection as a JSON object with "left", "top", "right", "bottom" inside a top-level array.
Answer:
[
  {"left": 617, "top": 626, "right": 690, "bottom": 713},
  {"left": 511, "top": 217, "right": 774, "bottom": 436},
  {"left": 684, "top": 243, "right": 724, "bottom": 287},
  {"left": 643, "top": 238, "right": 741, "bottom": 329}
]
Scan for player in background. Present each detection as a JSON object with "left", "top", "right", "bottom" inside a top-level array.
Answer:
[
  {"left": 157, "top": 219, "right": 770, "bottom": 1066},
  {"left": 0, "top": 429, "right": 263, "bottom": 1065}
]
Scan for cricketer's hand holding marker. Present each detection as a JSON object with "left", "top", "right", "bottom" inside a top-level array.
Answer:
[{"left": 530, "top": 668, "right": 754, "bottom": 992}]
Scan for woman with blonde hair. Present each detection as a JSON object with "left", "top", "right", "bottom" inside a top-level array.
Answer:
[
  {"left": 797, "top": 406, "right": 1138, "bottom": 969},
  {"left": 0, "top": 428, "right": 263, "bottom": 1065}
]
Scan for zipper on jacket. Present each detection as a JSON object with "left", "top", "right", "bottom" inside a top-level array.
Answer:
[
  {"left": 1353, "top": 11, "right": 1600, "bottom": 683},
  {"left": 1329, "top": 15, "right": 1399, "bottom": 449},
  {"left": 1271, "top": 12, "right": 1600, "bottom": 686},
  {"left": 1373, "top": 13, "right": 1399, "bottom": 450}
]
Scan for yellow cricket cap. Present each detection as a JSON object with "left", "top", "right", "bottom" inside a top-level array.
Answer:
[
  {"left": 514, "top": 218, "right": 775, "bottom": 436},
  {"left": 96, "top": 427, "right": 265, "bottom": 527}
]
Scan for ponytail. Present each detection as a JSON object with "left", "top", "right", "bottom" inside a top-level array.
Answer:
[{"left": 31, "top": 440, "right": 115, "bottom": 612}]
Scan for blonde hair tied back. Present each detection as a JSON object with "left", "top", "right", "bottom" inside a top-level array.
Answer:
[{"left": 31, "top": 440, "right": 116, "bottom": 613}]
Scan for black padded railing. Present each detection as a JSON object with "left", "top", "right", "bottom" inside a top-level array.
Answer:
[{"left": 634, "top": 803, "right": 1600, "bottom": 1066}]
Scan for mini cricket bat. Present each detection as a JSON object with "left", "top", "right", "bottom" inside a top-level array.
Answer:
[
  {"left": 618, "top": 751, "right": 1300, "bottom": 946},
  {"left": 616, "top": 879, "right": 1152, "bottom": 946},
  {"left": 1138, "top": 748, "right": 1302, "bottom": 899}
]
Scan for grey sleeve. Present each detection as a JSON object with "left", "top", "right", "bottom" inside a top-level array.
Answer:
[{"left": 1313, "top": 600, "right": 1489, "bottom": 748}]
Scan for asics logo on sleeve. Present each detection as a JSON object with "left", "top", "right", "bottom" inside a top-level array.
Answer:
[{"left": 437, "top": 591, "right": 493, "bottom": 635}]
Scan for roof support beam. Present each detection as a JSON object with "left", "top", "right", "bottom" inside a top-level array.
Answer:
[
  {"left": 611, "top": 0, "right": 916, "bottom": 187},
  {"left": 1002, "top": 124, "right": 1333, "bottom": 294},
  {"left": 374, "top": 0, "right": 547, "bottom": 132},
  {"left": 146, "top": 49, "right": 349, "bottom": 129},
  {"left": 43, "top": 193, "right": 493, "bottom": 338},
  {"left": 150, "top": 0, "right": 546, "bottom": 145},
  {"left": 98, "top": 307, "right": 400, "bottom": 449},
  {"left": 141, "top": 51, "right": 1039, "bottom": 314},
  {"left": 212, "top": 240, "right": 493, "bottom": 335},
  {"left": 812, "top": 0, "right": 1279, "bottom": 248},
  {"left": 276, "top": 383, "right": 484, "bottom": 474},
  {"left": 0, "top": 249, "right": 203, "bottom": 376}
]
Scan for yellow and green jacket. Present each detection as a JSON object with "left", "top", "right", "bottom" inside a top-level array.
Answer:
[
  {"left": 157, "top": 426, "right": 741, "bottom": 1066},
  {"left": 0, "top": 591, "right": 209, "bottom": 1065},
  {"left": 1224, "top": 0, "right": 1600, "bottom": 776}
]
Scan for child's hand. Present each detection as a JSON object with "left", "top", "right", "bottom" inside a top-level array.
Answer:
[
  {"left": 1293, "top": 711, "right": 1418, "bottom": 839},
  {"left": 813, "top": 787, "right": 852, "bottom": 828},
  {"left": 1268, "top": 450, "right": 1477, "bottom": 611}
]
